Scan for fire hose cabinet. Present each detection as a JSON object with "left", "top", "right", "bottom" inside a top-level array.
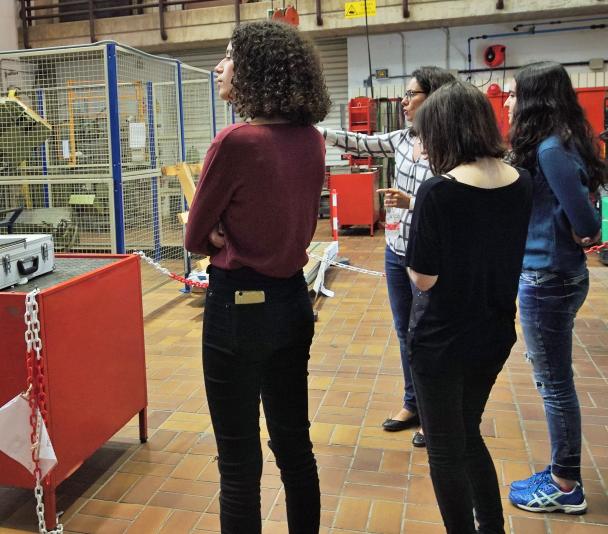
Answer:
[
  {"left": 0, "top": 254, "right": 147, "bottom": 529},
  {"left": 329, "top": 170, "right": 380, "bottom": 236}
]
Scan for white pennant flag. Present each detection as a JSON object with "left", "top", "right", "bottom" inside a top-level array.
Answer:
[{"left": 0, "top": 394, "right": 57, "bottom": 479}]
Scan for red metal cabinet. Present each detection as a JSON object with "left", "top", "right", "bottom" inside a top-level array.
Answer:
[
  {"left": 348, "top": 96, "right": 377, "bottom": 133},
  {"left": 575, "top": 86, "right": 607, "bottom": 138},
  {"left": 0, "top": 254, "right": 147, "bottom": 528},
  {"left": 487, "top": 91, "right": 510, "bottom": 140},
  {"left": 329, "top": 170, "right": 380, "bottom": 236}
]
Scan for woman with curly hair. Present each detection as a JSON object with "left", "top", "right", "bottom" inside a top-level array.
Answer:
[
  {"left": 506, "top": 62, "right": 605, "bottom": 515},
  {"left": 185, "top": 21, "right": 330, "bottom": 534}
]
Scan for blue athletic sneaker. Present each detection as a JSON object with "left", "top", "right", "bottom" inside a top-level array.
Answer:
[
  {"left": 510, "top": 466, "right": 551, "bottom": 491},
  {"left": 509, "top": 471, "right": 587, "bottom": 514}
]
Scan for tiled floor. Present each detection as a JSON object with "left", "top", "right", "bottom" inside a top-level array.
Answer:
[{"left": 2, "top": 222, "right": 608, "bottom": 534}]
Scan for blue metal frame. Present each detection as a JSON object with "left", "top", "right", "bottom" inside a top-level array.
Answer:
[
  {"left": 176, "top": 62, "right": 191, "bottom": 292},
  {"left": 106, "top": 43, "right": 126, "bottom": 253},
  {"left": 147, "top": 81, "right": 162, "bottom": 261},
  {"left": 36, "top": 89, "right": 49, "bottom": 208}
]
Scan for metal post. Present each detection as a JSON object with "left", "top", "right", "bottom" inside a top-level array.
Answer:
[
  {"left": 159, "top": 0, "right": 168, "bottom": 40},
  {"left": 88, "top": 0, "right": 96, "bottom": 42},
  {"left": 147, "top": 81, "right": 161, "bottom": 261},
  {"left": 496, "top": 0, "right": 505, "bottom": 9},
  {"left": 176, "top": 63, "right": 191, "bottom": 291},
  {"left": 106, "top": 43, "right": 126, "bottom": 253},
  {"left": 403, "top": 0, "right": 410, "bottom": 18},
  {"left": 316, "top": 0, "right": 323, "bottom": 26},
  {"left": 331, "top": 189, "right": 339, "bottom": 241},
  {"left": 36, "top": 89, "right": 50, "bottom": 208},
  {"left": 234, "top": 0, "right": 240, "bottom": 26},
  {"left": 20, "top": 0, "right": 30, "bottom": 49},
  {"left": 209, "top": 71, "right": 217, "bottom": 137}
]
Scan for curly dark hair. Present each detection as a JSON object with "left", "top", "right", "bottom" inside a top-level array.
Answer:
[
  {"left": 510, "top": 61, "right": 607, "bottom": 192},
  {"left": 414, "top": 81, "right": 505, "bottom": 175},
  {"left": 229, "top": 21, "right": 331, "bottom": 125}
]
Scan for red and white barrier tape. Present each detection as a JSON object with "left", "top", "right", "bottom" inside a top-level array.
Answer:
[
  {"left": 136, "top": 240, "right": 607, "bottom": 288},
  {"left": 585, "top": 242, "right": 608, "bottom": 254},
  {"left": 135, "top": 251, "right": 208, "bottom": 288},
  {"left": 135, "top": 251, "right": 385, "bottom": 286}
]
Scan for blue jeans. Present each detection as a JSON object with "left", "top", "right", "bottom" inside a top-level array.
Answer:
[
  {"left": 385, "top": 247, "right": 416, "bottom": 413},
  {"left": 518, "top": 269, "right": 589, "bottom": 482},
  {"left": 203, "top": 266, "right": 320, "bottom": 534}
]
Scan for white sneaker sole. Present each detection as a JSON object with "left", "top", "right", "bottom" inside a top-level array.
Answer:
[{"left": 514, "top": 500, "right": 588, "bottom": 515}]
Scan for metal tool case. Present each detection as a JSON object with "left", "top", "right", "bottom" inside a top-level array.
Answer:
[{"left": 0, "top": 234, "right": 55, "bottom": 290}]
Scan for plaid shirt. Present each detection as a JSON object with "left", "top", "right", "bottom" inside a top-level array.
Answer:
[{"left": 320, "top": 127, "right": 433, "bottom": 256}]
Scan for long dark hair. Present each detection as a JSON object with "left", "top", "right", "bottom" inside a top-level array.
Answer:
[
  {"left": 414, "top": 81, "right": 506, "bottom": 175},
  {"left": 510, "top": 61, "right": 606, "bottom": 192},
  {"left": 230, "top": 21, "right": 331, "bottom": 125}
]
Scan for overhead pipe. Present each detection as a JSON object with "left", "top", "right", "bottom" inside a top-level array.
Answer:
[
  {"left": 513, "top": 16, "right": 608, "bottom": 32},
  {"left": 19, "top": 0, "right": 30, "bottom": 49},
  {"left": 159, "top": 0, "right": 167, "bottom": 40},
  {"left": 88, "top": 0, "right": 96, "bottom": 42},
  {"left": 466, "top": 23, "right": 607, "bottom": 77},
  {"left": 361, "top": 58, "right": 606, "bottom": 85},
  {"left": 460, "top": 59, "right": 605, "bottom": 76}
]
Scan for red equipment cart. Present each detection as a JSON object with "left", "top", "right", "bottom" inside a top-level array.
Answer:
[{"left": 0, "top": 254, "right": 147, "bottom": 529}]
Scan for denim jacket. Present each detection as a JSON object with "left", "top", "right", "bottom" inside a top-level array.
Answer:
[{"left": 522, "top": 135, "right": 600, "bottom": 274}]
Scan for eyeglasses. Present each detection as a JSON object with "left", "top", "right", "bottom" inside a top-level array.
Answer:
[{"left": 403, "top": 90, "right": 426, "bottom": 99}]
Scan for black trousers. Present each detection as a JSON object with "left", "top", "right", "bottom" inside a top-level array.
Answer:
[
  {"left": 202, "top": 266, "right": 320, "bottom": 534},
  {"left": 411, "top": 348, "right": 509, "bottom": 534}
]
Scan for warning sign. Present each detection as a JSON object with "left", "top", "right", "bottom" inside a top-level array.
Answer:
[{"left": 345, "top": 0, "right": 376, "bottom": 19}]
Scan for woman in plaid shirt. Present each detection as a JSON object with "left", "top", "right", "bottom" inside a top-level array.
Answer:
[{"left": 319, "top": 67, "right": 454, "bottom": 447}]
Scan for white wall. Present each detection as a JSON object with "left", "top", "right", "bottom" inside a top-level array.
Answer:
[
  {"left": 348, "top": 17, "right": 608, "bottom": 98},
  {"left": 0, "top": 0, "right": 19, "bottom": 51}
]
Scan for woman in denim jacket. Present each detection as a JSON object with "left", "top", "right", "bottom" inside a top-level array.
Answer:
[{"left": 505, "top": 61, "right": 606, "bottom": 515}]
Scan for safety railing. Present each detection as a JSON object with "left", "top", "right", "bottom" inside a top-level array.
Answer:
[
  {"left": 17, "top": 0, "right": 508, "bottom": 50},
  {"left": 18, "top": 0, "right": 331, "bottom": 49}
]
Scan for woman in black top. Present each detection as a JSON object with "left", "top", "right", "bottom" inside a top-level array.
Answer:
[{"left": 406, "top": 81, "right": 532, "bottom": 533}]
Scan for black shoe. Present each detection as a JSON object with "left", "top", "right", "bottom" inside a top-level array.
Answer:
[
  {"left": 382, "top": 414, "right": 420, "bottom": 432},
  {"left": 412, "top": 431, "right": 426, "bottom": 448}
]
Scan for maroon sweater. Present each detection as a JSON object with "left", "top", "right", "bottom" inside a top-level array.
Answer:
[{"left": 184, "top": 122, "right": 325, "bottom": 278}]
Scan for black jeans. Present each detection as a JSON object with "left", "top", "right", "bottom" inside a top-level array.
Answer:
[
  {"left": 411, "top": 349, "right": 509, "bottom": 534},
  {"left": 202, "top": 266, "right": 320, "bottom": 534}
]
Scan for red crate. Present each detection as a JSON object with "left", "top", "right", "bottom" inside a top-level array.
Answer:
[{"left": 349, "top": 97, "right": 377, "bottom": 134}]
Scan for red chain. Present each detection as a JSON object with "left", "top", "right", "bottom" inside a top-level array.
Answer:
[
  {"left": 24, "top": 292, "right": 51, "bottom": 484},
  {"left": 25, "top": 363, "right": 44, "bottom": 481},
  {"left": 584, "top": 241, "right": 608, "bottom": 254},
  {"left": 25, "top": 347, "right": 42, "bottom": 481},
  {"left": 169, "top": 273, "right": 209, "bottom": 288}
]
